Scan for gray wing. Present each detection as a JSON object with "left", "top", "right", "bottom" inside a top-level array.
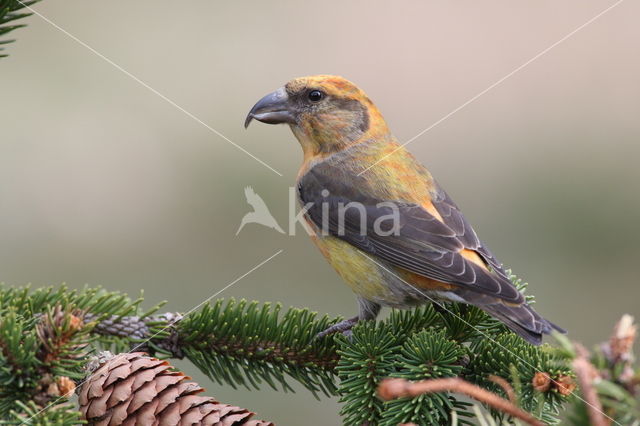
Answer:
[
  {"left": 298, "top": 163, "right": 524, "bottom": 304},
  {"left": 430, "top": 181, "right": 510, "bottom": 281}
]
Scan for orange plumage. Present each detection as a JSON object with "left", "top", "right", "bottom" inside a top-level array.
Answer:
[{"left": 246, "top": 75, "right": 564, "bottom": 344}]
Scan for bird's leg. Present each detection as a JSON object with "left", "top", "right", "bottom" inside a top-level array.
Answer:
[
  {"left": 315, "top": 315, "right": 359, "bottom": 339},
  {"left": 316, "top": 298, "right": 381, "bottom": 339}
]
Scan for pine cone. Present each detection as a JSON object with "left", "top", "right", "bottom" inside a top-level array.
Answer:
[
  {"left": 85, "top": 312, "right": 185, "bottom": 357},
  {"left": 79, "top": 352, "right": 273, "bottom": 426}
]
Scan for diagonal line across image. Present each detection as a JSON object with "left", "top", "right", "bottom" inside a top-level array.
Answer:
[
  {"left": 22, "top": 249, "right": 284, "bottom": 424},
  {"left": 16, "top": 1, "right": 283, "bottom": 177},
  {"left": 357, "top": 0, "right": 626, "bottom": 176},
  {"left": 360, "top": 251, "right": 622, "bottom": 426}
]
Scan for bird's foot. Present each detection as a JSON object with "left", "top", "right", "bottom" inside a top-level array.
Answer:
[{"left": 316, "top": 316, "right": 359, "bottom": 339}]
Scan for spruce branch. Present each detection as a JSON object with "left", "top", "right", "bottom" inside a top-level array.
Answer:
[
  {"left": 0, "top": 0, "right": 40, "bottom": 58},
  {"left": 178, "top": 299, "right": 341, "bottom": 397},
  {"left": 560, "top": 314, "right": 640, "bottom": 425},
  {"left": 85, "top": 311, "right": 184, "bottom": 357},
  {"left": 0, "top": 282, "right": 582, "bottom": 425},
  {"left": 2, "top": 401, "right": 81, "bottom": 425},
  {"left": 85, "top": 299, "right": 343, "bottom": 397},
  {"left": 572, "top": 344, "right": 608, "bottom": 426},
  {"left": 466, "top": 332, "right": 571, "bottom": 423},
  {"left": 0, "top": 284, "right": 161, "bottom": 418},
  {"left": 488, "top": 374, "right": 517, "bottom": 404},
  {"left": 378, "top": 377, "right": 545, "bottom": 426}
]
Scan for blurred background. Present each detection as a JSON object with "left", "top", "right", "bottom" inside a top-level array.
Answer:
[{"left": 1, "top": 0, "right": 638, "bottom": 423}]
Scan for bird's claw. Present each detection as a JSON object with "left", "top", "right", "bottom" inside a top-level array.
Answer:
[{"left": 315, "top": 316, "right": 359, "bottom": 340}]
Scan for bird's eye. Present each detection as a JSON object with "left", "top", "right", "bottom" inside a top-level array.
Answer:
[{"left": 308, "top": 90, "right": 324, "bottom": 102}]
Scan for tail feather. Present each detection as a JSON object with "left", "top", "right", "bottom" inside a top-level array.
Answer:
[{"left": 481, "top": 302, "right": 565, "bottom": 345}]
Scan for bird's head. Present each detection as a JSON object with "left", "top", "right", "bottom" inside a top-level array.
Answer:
[{"left": 245, "top": 75, "right": 389, "bottom": 156}]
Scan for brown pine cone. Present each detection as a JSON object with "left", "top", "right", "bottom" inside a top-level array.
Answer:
[{"left": 79, "top": 352, "right": 273, "bottom": 426}]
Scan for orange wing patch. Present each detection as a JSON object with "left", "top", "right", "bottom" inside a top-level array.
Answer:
[
  {"left": 460, "top": 249, "right": 488, "bottom": 269},
  {"left": 420, "top": 200, "right": 444, "bottom": 222},
  {"left": 398, "top": 269, "right": 457, "bottom": 291},
  {"left": 419, "top": 201, "right": 488, "bottom": 271}
]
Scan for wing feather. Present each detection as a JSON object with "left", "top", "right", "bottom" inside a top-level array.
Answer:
[{"left": 299, "top": 162, "right": 523, "bottom": 303}]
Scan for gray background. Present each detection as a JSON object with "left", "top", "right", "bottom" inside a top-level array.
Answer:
[{"left": 1, "top": 1, "right": 638, "bottom": 424}]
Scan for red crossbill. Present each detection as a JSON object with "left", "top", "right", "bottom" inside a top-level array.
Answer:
[{"left": 245, "top": 75, "right": 564, "bottom": 345}]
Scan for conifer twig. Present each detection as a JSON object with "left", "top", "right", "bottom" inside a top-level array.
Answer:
[
  {"left": 488, "top": 374, "right": 516, "bottom": 404},
  {"left": 85, "top": 312, "right": 184, "bottom": 357},
  {"left": 573, "top": 343, "right": 609, "bottom": 426},
  {"left": 378, "top": 377, "right": 544, "bottom": 426},
  {"left": 0, "top": 284, "right": 576, "bottom": 424}
]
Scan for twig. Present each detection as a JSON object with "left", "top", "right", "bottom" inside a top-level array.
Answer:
[
  {"left": 601, "top": 314, "right": 637, "bottom": 394},
  {"left": 573, "top": 343, "right": 610, "bottom": 426},
  {"left": 378, "top": 377, "right": 544, "bottom": 426},
  {"left": 488, "top": 374, "right": 517, "bottom": 404}
]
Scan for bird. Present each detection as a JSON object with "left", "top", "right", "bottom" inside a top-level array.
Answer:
[
  {"left": 236, "top": 186, "right": 285, "bottom": 235},
  {"left": 245, "top": 75, "right": 564, "bottom": 345}
]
